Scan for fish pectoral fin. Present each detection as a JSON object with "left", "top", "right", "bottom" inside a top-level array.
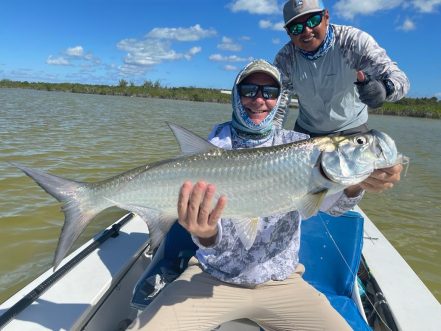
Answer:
[
  {"left": 232, "top": 217, "right": 259, "bottom": 250},
  {"left": 299, "top": 190, "right": 328, "bottom": 219},
  {"left": 167, "top": 122, "right": 219, "bottom": 155},
  {"left": 105, "top": 198, "right": 176, "bottom": 250}
]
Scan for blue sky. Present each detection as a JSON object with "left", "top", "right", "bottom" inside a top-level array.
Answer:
[{"left": 1, "top": 0, "right": 440, "bottom": 98}]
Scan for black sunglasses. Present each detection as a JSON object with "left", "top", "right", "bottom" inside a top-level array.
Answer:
[
  {"left": 238, "top": 84, "right": 281, "bottom": 100},
  {"left": 287, "top": 11, "right": 325, "bottom": 35}
]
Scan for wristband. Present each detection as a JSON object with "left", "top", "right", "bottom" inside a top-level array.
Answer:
[{"left": 383, "top": 79, "right": 395, "bottom": 97}]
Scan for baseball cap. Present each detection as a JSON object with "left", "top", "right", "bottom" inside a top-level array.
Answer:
[
  {"left": 283, "top": 0, "right": 325, "bottom": 27},
  {"left": 236, "top": 59, "right": 281, "bottom": 86}
]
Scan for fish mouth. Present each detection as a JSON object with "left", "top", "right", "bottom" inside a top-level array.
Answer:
[{"left": 371, "top": 130, "right": 398, "bottom": 168}]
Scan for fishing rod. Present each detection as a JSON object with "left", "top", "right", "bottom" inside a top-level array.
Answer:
[{"left": 0, "top": 213, "right": 134, "bottom": 329}]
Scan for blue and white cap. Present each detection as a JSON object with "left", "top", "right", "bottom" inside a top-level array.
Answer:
[
  {"left": 283, "top": 0, "right": 325, "bottom": 27},
  {"left": 235, "top": 59, "right": 281, "bottom": 87}
]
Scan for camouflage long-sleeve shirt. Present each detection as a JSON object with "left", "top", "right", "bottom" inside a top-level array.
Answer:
[
  {"left": 192, "top": 123, "right": 363, "bottom": 286},
  {"left": 274, "top": 24, "right": 410, "bottom": 134}
]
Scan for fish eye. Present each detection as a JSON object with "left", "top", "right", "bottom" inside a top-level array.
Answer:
[{"left": 354, "top": 135, "right": 368, "bottom": 145}]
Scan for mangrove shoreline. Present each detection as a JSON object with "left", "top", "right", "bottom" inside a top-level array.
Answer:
[{"left": 1, "top": 79, "right": 440, "bottom": 119}]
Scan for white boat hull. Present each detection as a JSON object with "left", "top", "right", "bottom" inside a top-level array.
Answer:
[
  {"left": 1, "top": 209, "right": 440, "bottom": 330},
  {"left": 356, "top": 206, "right": 441, "bottom": 331}
]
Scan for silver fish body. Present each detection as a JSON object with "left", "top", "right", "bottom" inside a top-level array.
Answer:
[{"left": 13, "top": 124, "right": 400, "bottom": 269}]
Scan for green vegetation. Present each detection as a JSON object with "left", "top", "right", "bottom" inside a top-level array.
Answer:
[
  {"left": 1, "top": 79, "right": 440, "bottom": 118},
  {"left": 369, "top": 97, "right": 441, "bottom": 119},
  {"left": 0, "top": 79, "right": 231, "bottom": 104}
]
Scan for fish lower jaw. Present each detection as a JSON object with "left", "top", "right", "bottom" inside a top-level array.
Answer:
[{"left": 319, "top": 164, "right": 370, "bottom": 187}]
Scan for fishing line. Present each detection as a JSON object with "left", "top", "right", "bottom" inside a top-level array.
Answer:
[{"left": 318, "top": 212, "right": 393, "bottom": 331}]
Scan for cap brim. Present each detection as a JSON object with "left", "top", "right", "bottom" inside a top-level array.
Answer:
[
  {"left": 237, "top": 69, "right": 280, "bottom": 86},
  {"left": 284, "top": 9, "right": 324, "bottom": 28}
]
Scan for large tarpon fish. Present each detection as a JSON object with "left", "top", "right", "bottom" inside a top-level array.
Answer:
[{"left": 13, "top": 123, "right": 402, "bottom": 269}]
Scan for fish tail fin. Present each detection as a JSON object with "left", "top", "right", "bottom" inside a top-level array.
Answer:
[{"left": 12, "top": 163, "right": 101, "bottom": 270}]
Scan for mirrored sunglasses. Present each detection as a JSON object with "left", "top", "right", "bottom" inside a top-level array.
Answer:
[
  {"left": 287, "top": 11, "right": 325, "bottom": 36},
  {"left": 238, "top": 84, "right": 281, "bottom": 100}
]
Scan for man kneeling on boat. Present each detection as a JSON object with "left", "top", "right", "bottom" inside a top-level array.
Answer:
[{"left": 128, "top": 60, "right": 402, "bottom": 331}]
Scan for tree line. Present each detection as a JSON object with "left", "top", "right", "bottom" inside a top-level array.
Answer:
[
  {"left": 369, "top": 96, "right": 441, "bottom": 118},
  {"left": 1, "top": 79, "right": 440, "bottom": 118},
  {"left": 0, "top": 79, "right": 231, "bottom": 104}
]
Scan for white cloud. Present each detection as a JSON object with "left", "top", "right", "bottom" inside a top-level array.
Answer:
[
  {"left": 47, "top": 46, "right": 100, "bottom": 67},
  {"left": 411, "top": 0, "right": 441, "bottom": 12},
  {"left": 334, "top": 0, "right": 403, "bottom": 19},
  {"left": 259, "top": 19, "right": 285, "bottom": 31},
  {"left": 68, "top": 47, "right": 99, "bottom": 64},
  {"left": 65, "top": 46, "right": 84, "bottom": 57},
  {"left": 224, "top": 64, "right": 238, "bottom": 71},
  {"left": 118, "top": 39, "right": 182, "bottom": 66},
  {"left": 272, "top": 37, "right": 281, "bottom": 44},
  {"left": 228, "top": 0, "right": 280, "bottom": 14},
  {"left": 117, "top": 37, "right": 203, "bottom": 68},
  {"left": 259, "top": 20, "right": 272, "bottom": 29},
  {"left": 46, "top": 55, "right": 70, "bottom": 66},
  {"left": 115, "top": 25, "right": 216, "bottom": 72},
  {"left": 83, "top": 53, "right": 101, "bottom": 65},
  {"left": 184, "top": 47, "right": 202, "bottom": 60},
  {"left": 397, "top": 18, "right": 416, "bottom": 31},
  {"left": 217, "top": 37, "right": 242, "bottom": 52},
  {"left": 118, "top": 63, "right": 145, "bottom": 77},
  {"left": 273, "top": 21, "right": 286, "bottom": 30},
  {"left": 334, "top": 0, "right": 440, "bottom": 19},
  {"left": 188, "top": 46, "right": 202, "bottom": 56},
  {"left": 5, "top": 68, "right": 59, "bottom": 82},
  {"left": 147, "top": 24, "right": 216, "bottom": 41},
  {"left": 209, "top": 54, "right": 252, "bottom": 62}
]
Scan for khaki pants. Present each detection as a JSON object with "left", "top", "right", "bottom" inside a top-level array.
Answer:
[{"left": 128, "top": 258, "right": 351, "bottom": 331}]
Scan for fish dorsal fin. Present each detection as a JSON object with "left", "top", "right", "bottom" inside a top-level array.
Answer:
[
  {"left": 167, "top": 122, "right": 218, "bottom": 155},
  {"left": 299, "top": 190, "right": 328, "bottom": 219},
  {"left": 105, "top": 198, "right": 176, "bottom": 250},
  {"left": 232, "top": 217, "right": 259, "bottom": 250}
]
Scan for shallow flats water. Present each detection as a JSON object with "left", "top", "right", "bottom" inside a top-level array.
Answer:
[{"left": 0, "top": 88, "right": 440, "bottom": 303}]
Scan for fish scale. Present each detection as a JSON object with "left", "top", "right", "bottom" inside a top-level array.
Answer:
[{"left": 113, "top": 140, "right": 331, "bottom": 221}]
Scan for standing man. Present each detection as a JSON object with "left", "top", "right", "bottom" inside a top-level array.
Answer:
[{"left": 274, "top": 0, "right": 410, "bottom": 136}]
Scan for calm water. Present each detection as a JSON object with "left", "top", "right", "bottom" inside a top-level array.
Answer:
[{"left": 0, "top": 88, "right": 440, "bottom": 304}]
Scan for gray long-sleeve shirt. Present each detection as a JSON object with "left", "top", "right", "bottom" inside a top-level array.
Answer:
[{"left": 274, "top": 24, "right": 410, "bottom": 134}]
